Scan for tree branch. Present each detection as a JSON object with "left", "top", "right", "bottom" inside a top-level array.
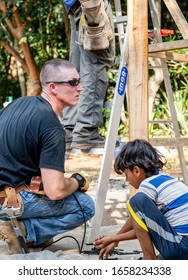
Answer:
[{"left": 0, "top": 39, "right": 28, "bottom": 72}]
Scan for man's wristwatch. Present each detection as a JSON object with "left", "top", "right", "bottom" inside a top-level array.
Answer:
[{"left": 71, "top": 173, "right": 86, "bottom": 189}]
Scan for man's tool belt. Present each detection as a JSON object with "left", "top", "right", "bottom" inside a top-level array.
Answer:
[
  {"left": 78, "top": 0, "right": 114, "bottom": 51},
  {"left": 0, "top": 176, "right": 45, "bottom": 211}
]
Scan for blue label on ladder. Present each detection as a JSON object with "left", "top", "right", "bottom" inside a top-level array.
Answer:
[{"left": 118, "top": 66, "right": 128, "bottom": 96}]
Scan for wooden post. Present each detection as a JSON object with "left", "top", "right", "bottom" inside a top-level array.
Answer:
[
  {"left": 156, "top": 0, "right": 161, "bottom": 26},
  {"left": 127, "top": 0, "right": 149, "bottom": 196},
  {"left": 163, "top": 0, "right": 188, "bottom": 39}
]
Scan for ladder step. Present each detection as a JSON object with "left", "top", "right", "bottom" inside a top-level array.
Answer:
[
  {"left": 150, "top": 137, "right": 188, "bottom": 147},
  {"left": 148, "top": 65, "right": 167, "bottom": 69},
  {"left": 113, "top": 15, "right": 127, "bottom": 25},
  {"left": 149, "top": 120, "right": 172, "bottom": 124}
]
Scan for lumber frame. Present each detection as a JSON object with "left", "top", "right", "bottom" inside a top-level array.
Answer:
[
  {"left": 149, "top": 39, "right": 188, "bottom": 53},
  {"left": 149, "top": 51, "right": 188, "bottom": 62}
]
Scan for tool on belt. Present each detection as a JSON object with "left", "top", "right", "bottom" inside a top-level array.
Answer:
[
  {"left": 78, "top": 0, "right": 114, "bottom": 50},
  {"left": 0, "top": 207, "right": 29, "bottom": 254},
  {"left": 0, "top": 176, "right": 45, "bottom": 254},
  {"left": 0, "top": 176, "right": 45, "bottom": 207},
  {"left": 0, "top": 173, "right": 89, "bottom": 254}
]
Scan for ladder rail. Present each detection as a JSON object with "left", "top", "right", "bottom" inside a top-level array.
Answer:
[
  {"left": 114, "top": 0, "right": 126, "bottom": 56},
  {"left": 87, "top": 36, "right": 128, "bottom": 243}
]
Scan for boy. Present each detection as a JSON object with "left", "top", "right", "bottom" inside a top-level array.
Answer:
[{"left": 94, "top": 139, "right": 188, "bottom": 260}]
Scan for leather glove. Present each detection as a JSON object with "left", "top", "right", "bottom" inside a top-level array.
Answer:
[{"left": 71, "top": 173, "right": 89, "bottom": 192}]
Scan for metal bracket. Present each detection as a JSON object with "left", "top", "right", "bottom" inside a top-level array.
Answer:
[
  {"left": 0, "top": 206, "right": 29, "bottom": 254},
  {"left": 0, "top": 206, "right": 22, "bottom": 218}
]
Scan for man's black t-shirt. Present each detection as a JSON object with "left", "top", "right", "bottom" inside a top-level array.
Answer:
[{"left": 0, "top": 96, "right": 66, "bottom": 188}]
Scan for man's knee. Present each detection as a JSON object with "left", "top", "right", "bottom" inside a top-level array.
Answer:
[
  {"left": 80, "top": 193, "right": 95, "bottom": 220},
  {"left": 87, "top": 196, "right": 95, "bottom": 219}
]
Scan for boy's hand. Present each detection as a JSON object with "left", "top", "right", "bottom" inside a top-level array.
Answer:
[{"left": 93, "top": 235, "right": 117, "bottom": 259}]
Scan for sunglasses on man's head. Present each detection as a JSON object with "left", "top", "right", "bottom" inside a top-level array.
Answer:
[{"left": 45, "top": 78, "right": 80, "bottom": 87}]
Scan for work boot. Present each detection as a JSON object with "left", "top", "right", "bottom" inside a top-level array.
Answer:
[
  {"left": 66, "top": 141, "right": 72, "bottom": 151},
  {"left": 71, "top": 136, "right": 120, "bottom": 151},
  {"left": 71, "top": 136, "right": 105, "bottom": 150},
  {"left": 71, "top": 136, "right": 120, "bottom": 150},
  {"left": 65, "top": 128, "right": 73, "bottom": 150},
  {"left": 0, "top": 220, "right": 26, "bottom": 254}
]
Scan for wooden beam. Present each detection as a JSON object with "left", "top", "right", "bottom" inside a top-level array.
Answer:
[
  {"left": 127, "top": 0, "right": 148, "bottom": 140},
  {"left": 149, "top": 51, "right": 188, "bottom": 62},
  {"left": 150, "top": 137, "right": 188, "bottom": 147},
  {"left": 149, "top": 39, "right": 188, "bottom": 53},
  {"left": 127, "top": 0, "right": 148, "bottom": 196},
  {"left": 163, "top": 0, "right": 188, "bottom": 39}
]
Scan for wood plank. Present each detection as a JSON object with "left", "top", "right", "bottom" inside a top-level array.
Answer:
[
  {"left": 127, "top": 0, "right": 148, "bottom": 196},
  {"left": 150, "top": 137, "right": 188, "bottom": 147},
  {"left": 149, "top": 51, "right": 188, "bottom": 62},
  {"left": 127, "top": 0, "right": 148, "bottom": 141},
  {"left": 149, "top": 39, "right": 188, "bottom": 53},
  {"left": 163, "top": 0, "right": 188, "bottom": 39}
]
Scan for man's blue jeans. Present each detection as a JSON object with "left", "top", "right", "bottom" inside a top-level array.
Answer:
[{"left": 0, "top": 190, "right": 95, "bottom": 245}]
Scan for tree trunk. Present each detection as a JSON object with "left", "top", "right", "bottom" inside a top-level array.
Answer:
[
  {"left": 62, "top": 3, "right": 71, "bottom": 54},
  {"left": 0, "top": 1, "right": 41, "bottom": 96}
]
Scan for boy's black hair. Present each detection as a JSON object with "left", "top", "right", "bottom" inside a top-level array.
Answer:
[{"left": 114, "top": 139, "right": 166, "bottom": 178}]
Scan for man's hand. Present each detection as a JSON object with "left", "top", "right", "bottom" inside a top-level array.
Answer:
[{"left": 71, "top": 173, "right": 89, "bottom": 192}]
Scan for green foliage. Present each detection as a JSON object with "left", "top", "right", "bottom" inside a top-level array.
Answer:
[
  {"left": 0, "top": 46, "right": 21, "bottom": 107},
  {"left": 0, "top": 0, "right": 68, "bottom": 103},
  {"left": 150, "top": 91, "right": 172, "bottom": 137},
  {"left": 150, "top": 47, "right": 188, "bottom": 137},
  {"left": 14, "top": 0, "right": 69, "bottom": 66}
]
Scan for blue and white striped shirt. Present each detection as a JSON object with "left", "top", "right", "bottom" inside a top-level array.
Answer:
[{"left": 139, "top": 172, "right": 188, "bottom": 235}]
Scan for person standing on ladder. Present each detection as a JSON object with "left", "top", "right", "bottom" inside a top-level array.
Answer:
[{"left": 62, "top": 0, "right": 115, "bottom": 150}]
